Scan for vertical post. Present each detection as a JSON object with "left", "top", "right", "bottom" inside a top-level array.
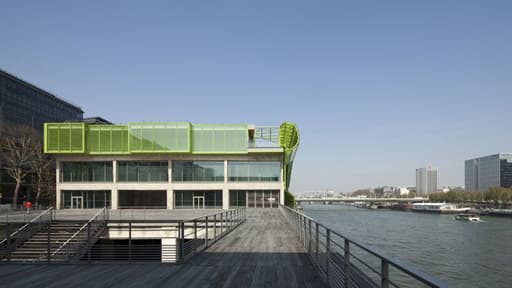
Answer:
[
  {"left": 213, "top": 215, "right": 217, "bottom": 242},
  {"left": 315, "top": 223, "right": 319, "bottom": 264},
  {"left": 303, "top": 216, "right": 306, "bottom": 248},
  {"left": 180, "top": 222, "right": 185, "bottom": 262},
  {"left": 205, "top": 216, "right": 209, "bottom": 247},
  {"left": 344, "top": 239, "right": 351, "bottom": 287},
  {"left": 326, "top": 229, "right": 331, "bottom": 285},
  {"left": 47, "top": 221, "right": 51, "bottom": 262},
  {"left": 308, "top": 219, "right": 312, "bottom": 254},
  {"left": 193, "top": 219, "right": 198, "bottom": 254},
  {"left": 6, "top": 224, "right": 11, "bottom": 262},
  {"left": 128, "top": 222, "right": 132, "bottom": 262},
  {"left": 220, "top": 212, "right": 223, "bottom": 235},
  {"left": 87, "top": 222, "right": 91, "bottom": 263},
  {"left": 381, "top": 260, "right": 389, "bottom": 288}
]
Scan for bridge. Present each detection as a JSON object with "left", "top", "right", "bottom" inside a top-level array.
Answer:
[{"left": 296, "top": 197, "right": 429, "bottom": 204}]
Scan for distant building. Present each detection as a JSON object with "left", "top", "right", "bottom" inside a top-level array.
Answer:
[
  {"left": 416, "top": 167, "right": 438, "bottom": 194},
  {"left": 0, "top": 69, "right": 84, "bottom": 202},
  {"left": 394, "top": 187, "right": 410, "bottom": 196},
  {"left": 374, "top": 186, "right": 394, "bottom": 197},
  {"left": 83, "top": 117, "right": 112, "bottom": 125},
  {"left": 465, "top": 153, "right": 512, "bottom": 192},
  {"left": 0, "top": 69, "right": 83, "bottom": 134}
]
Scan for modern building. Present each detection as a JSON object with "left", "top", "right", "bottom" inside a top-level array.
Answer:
[
  {"left": 416, "top": 167, "right": 438, "bottom": 194},
  {"left": 0, "top": 69, "right": 84, "bottom": 201},
  {"left": 374, "top": 186, "right": 394, "bottom": 197},
  {"left": 43, "top": 122, "right": 300, "bottom": 209},
  {"left": 394, "top": 187, "right": 410, "bottom": 196},
  {"left": 465, "top": 153, "right": 512, "bottom": 192},
  {"left": 0, "top": 69, "right": 84, "bottom": 134}
]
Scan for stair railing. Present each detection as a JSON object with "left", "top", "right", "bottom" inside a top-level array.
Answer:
[
  {"left": 50, "top": 207, "right": 108, "bottom": 262},
  {"left": 0, "top": 207, "right": 54, "bottom": 261}
]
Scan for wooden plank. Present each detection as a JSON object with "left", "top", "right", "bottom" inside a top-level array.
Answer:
[{"left": 0, "top": 209, "right": 326, "bottom": 288}]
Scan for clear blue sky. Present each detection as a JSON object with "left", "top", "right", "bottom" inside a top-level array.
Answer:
[{"left": 1, "top": 1, "right": 511, "bottom": 192}]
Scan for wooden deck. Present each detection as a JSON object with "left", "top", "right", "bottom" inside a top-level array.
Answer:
[{"left": 0, "top": 209, "right": 326, "bottom": 288}]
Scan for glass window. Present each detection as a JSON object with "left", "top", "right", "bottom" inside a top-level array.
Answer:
[
  {"left": 172, "top": 161, "right": 224, "bottom": 182},
  {"left": 228, "top": 161, "right": 281, "bottom": 182},
  {"left": 117, "top": 161, "right": 168, "bottom": 182},
  {"left": 61, "top": 190, "right": 111, "bottom": 209},
  {"left": 61, "top": 162, "right": 113, "bottom": 182}
]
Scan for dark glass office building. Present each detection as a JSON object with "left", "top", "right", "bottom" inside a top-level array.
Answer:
[
  {"left": 0, "top": 69, "right": 84, "bottom": 202},
  {"left": 465, "top": 153, "right": 512, "bottom": 192}
]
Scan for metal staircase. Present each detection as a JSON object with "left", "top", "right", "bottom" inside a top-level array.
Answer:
[{"left": 1, "top": 207, "right": 108, "bottom": 263}]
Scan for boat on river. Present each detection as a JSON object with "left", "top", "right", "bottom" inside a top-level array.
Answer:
[
  {"left": 454, "top": 213, "right": 481, "bottom": 222},
  {"left": 412, "top": 203, "right": 470, "bottom": 214}
]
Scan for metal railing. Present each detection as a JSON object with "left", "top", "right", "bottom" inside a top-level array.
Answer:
[
  {"left": 0, "top": 207, "right": 54, "bottom": 261},
  {"left": 51, "top": 207, "right": 108, "bottom": 262},
  {"left": 178, "top": 207, "right": 246, "bottom": 262},
  {"left": 0, "top": 207, "right": 245, "bottom": 264},
  {"left": 280, "top": 205, "right": 448, "bottom": 288}
]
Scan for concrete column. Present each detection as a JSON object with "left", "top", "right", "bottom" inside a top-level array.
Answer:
[
  {"left": 112, "top": 160, "right": 117, "bottom": 184},
  {"left": 167, "top": 189, "right": 174, "bottom": 210},
  {"left": 223, "top": 160, "right": 229, "bottom": 209},
  {"left": 280, "top": 160, "right": 285, "bottom": 205},
  {"left": 168, "top": 159, "right": 173, "bottom": 210},
  {"left": 56, "top": 160, "right": 61, "bottom": 209},
  {"left": 110, "top": 160, "right": 118, "bottom": 209},
  {"left": 111, "top": 188, "right": 118, "bottom": 209}
]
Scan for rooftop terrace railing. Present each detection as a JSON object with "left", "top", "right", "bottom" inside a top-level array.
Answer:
[{"left": 280, "top": 205, "right": 448, "bottom": 288}]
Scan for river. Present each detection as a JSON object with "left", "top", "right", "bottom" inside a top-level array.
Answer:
[{"left": 302, "top": 204, "right": 512, "bottom": 288}]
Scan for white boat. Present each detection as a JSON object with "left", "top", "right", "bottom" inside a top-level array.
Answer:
[
  {"left": 412, "top": 203, "right": 470, "bottom": 214},
  {"left": 353, "top": 202, "right": 368, "bottom": 208},
  {"left": 454, "top": 213, "right": 481, "bottom": 222}
]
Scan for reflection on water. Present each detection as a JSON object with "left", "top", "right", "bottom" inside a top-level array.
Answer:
[{"left": 303, "top": 205, "right": 512, "bottom": 288}]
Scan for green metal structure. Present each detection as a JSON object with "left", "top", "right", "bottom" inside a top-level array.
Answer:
[{"left": 44, "top": 121, "right": 300, "bottom": 190}]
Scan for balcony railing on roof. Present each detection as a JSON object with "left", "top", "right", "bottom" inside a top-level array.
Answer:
[{"left": 249, "top": 126, "right": 280, "bottom": 148}]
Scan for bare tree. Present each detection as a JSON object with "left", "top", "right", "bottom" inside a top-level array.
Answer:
[
  {"left": 1, "top": 126, "right": 38, "bottom": 206},
  {"left": 31, "top": 139, "right": 53, "bottom": 207}
]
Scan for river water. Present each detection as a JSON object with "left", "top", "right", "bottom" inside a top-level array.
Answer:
[{"left": 302, "top": 204, "right": 512, "bottom": 288}]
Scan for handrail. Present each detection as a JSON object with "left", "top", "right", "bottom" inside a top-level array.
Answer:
[
  {"left": 0, "top": 207, "right": 53, "bottom": 246},
  {"left": 51, "top": 207, "right": 107, "bottom": 258},
  {"left": 280, "top": 204, "right": 449, "bottom": 288},
  {"left": 177, "top": 207, "right": 246, "bottom": 263}
]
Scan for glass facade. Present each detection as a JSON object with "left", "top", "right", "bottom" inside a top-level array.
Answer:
[
  {"left": 500, "top": 154, "right": 512, "bottom": 189},
  {"left": 174, "top": 190, "right": 223, "bottom": 209},
  {"left": 118, "top": 190, "right": 167, "bottom": 209},
  {"left": 117, "top": 161, "right": 168, "bottom": 182},
  {"left": 230, "top": 190, "right": 279, "bottom": 208},
  {"left": 172, "top": 161, "right": 224, "bottom": 182},
  {"left": 229, "top": 190, "right": 247, "bottom": 207},
  {"left": 61, "top": 190, "right": 111, "bottom": 209},
  {"left": 61, "top": 162, "right": 113, "bottom": 182},
  {"left": 228, "top": 161, "right": 280, "bottom": 182}
]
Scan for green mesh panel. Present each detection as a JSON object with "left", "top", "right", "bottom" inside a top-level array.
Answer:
[
  {"left": 192, "top": 124, "right": 248, "bottom": 154},
  {"left": 279, "top": 122, "right": 300, "bottom": 193},
  {"left": 87, "top": 125, "right": 129, "bottom": 154},
  {"left": 128, "top": 122, "right": 190, "bottom": 153},
  {"left": 44, "top": 123, "right": 85, "bottom": 153}
]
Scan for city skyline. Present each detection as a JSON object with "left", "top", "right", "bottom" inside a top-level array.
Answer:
[{"left": 1, "top": 1, "right": 511, "bottom": 192}]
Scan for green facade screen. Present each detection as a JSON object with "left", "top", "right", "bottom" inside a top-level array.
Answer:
[{"left": 44, "top": 122, "right": 254, "bottom": 155}]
